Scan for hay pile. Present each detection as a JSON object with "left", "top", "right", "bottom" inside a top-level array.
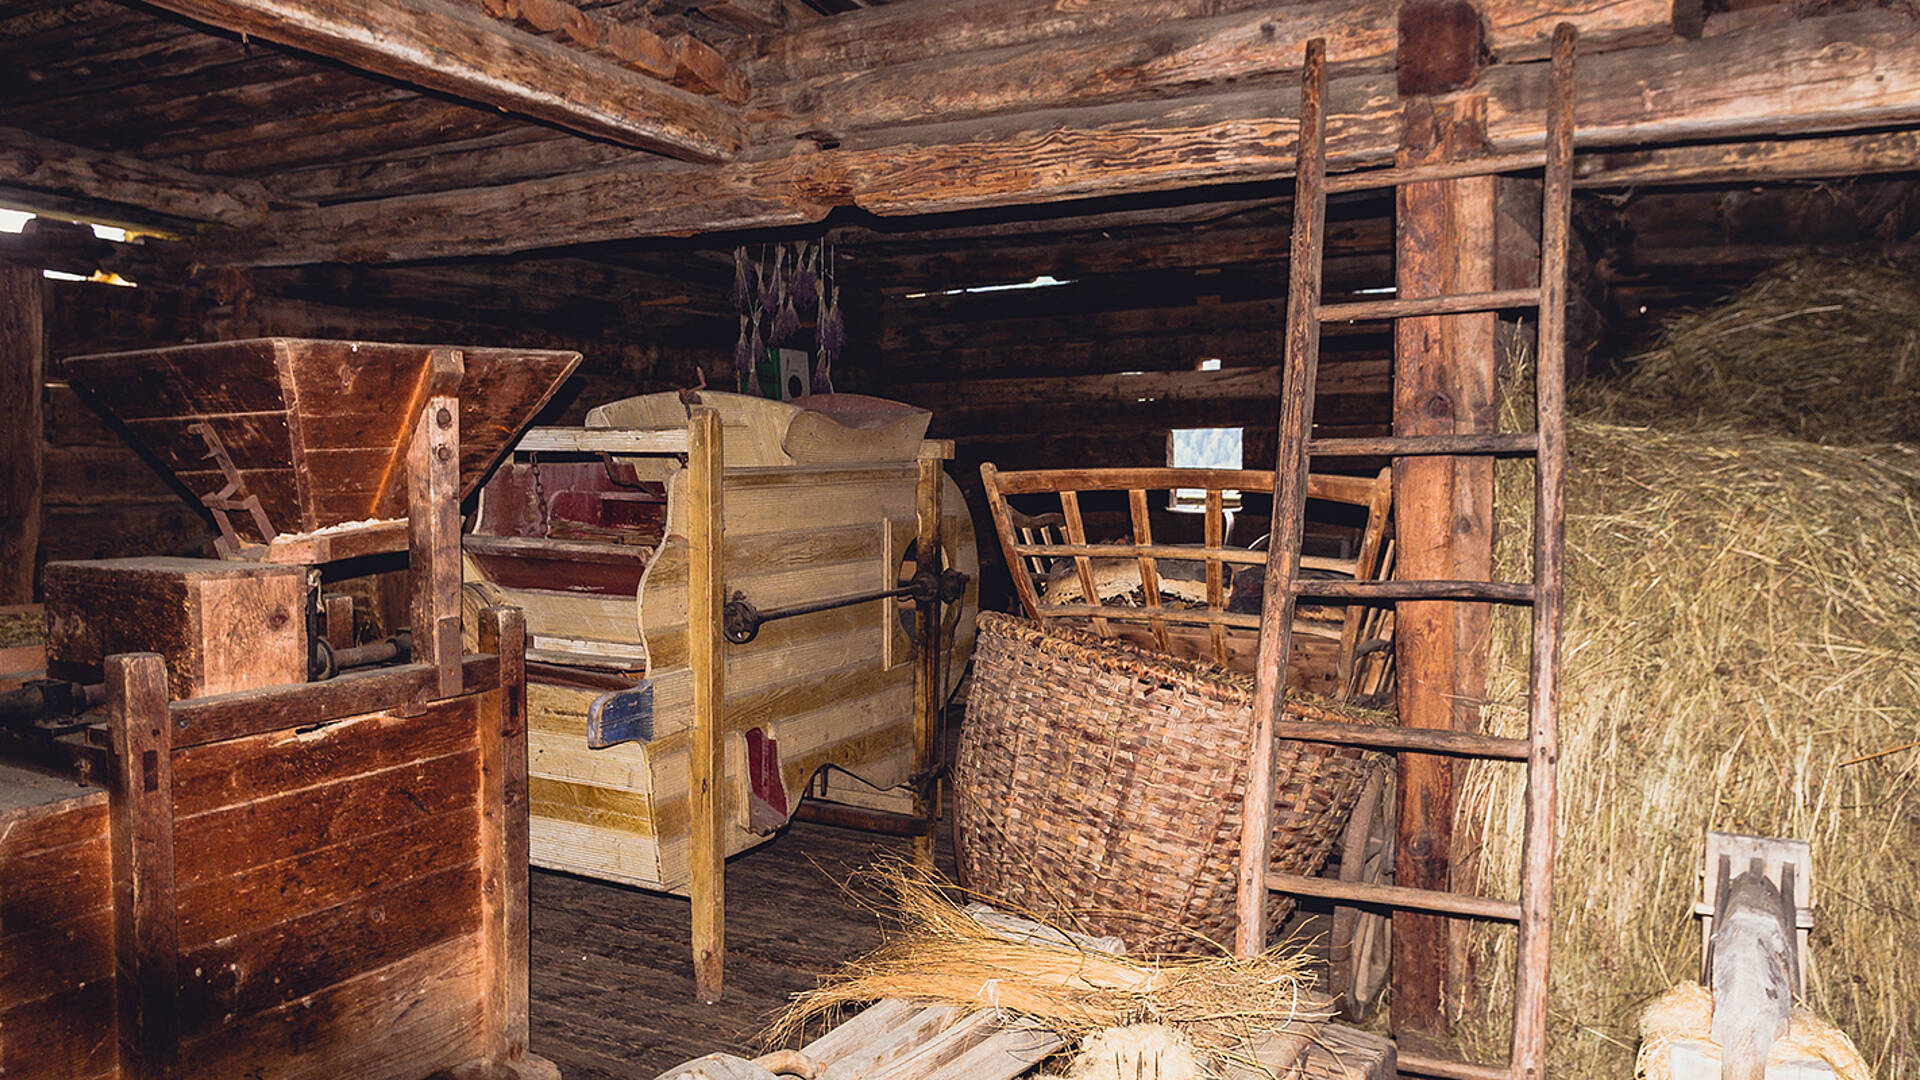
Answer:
[
  {"left": 1580, "top": 256, "right": 1920, "bottom": 444},
  {"left": 1635, "top": 982, "right": 1872, "bottom": 1080},
  {"left": 0, "top": 610, "right": 40, "bottom": 648},
  {"left": 1454, "top": 417, "right": 1920, "bottom": 1080},
  {"left": 769, "top": 864, "right": 1326, "bottom": 1070}
]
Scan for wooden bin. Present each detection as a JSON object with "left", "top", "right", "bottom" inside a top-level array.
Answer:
[{"left": 0, "top": 607, "right": 548, "bottom": 1080}]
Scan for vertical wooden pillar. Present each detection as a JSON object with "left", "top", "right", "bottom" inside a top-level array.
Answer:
[
  {"left": 108, "top": 651, "right": 180, "bottom": 1079},
  {"left": 1391, "top": 93, "right": 1499, "bottom": 1039},
  {"left": 0, "top": 265, "right": 43, "bottom": 603},
  {"left": 911, "top": 455, "right": 943, "bottom": 869},
  {"left": 686, "top": 408, "right": 726, "bottom": 1004},
  {"left": 409, "top": 347, "right": 465, "bottom": 699},
  {"left": 477, "top": 605, "right": 533, "bottom": 1066}
]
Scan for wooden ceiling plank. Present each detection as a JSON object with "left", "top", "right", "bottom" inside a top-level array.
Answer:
[
  {"left": 214, "top": 6, "right": 1920, "bottom": 263},
  {"left": 0, "top": 126, "right": 269, "bottom": 227},
  {"left": 139, "top": 0, "right": 745, "bottom": 161}
]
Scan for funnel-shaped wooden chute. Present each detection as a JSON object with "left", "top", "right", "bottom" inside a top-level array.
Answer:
[{"left": 64, "top": 338, "right": 580, "bottom": 550}]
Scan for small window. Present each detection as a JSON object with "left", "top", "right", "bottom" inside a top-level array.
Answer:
[{"left": 1169, "top": 359, "right": 1242, "bottom": 511}]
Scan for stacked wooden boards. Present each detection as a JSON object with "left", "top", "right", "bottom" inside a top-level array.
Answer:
[{"left": 465, "top": 391, "right": 978, "bottom": 893}]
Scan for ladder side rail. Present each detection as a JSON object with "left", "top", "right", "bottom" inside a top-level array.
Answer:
[
  {"left": 1236, "top": 35, "right": 1329, "bottom": 958},
  {"left": 1512, "top": 23, "right": 1577, "bottom": 1080}
]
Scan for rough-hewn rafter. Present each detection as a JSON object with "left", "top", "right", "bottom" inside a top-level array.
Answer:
[
  {"left": 0, "top": 125, "right": 268, "bottom": 226},
  {"left": 140, "top": 0, "right": 745, "bottom": 162},
  {"left": 217, "top": 8, "right": 1920, "bottom": 265}
]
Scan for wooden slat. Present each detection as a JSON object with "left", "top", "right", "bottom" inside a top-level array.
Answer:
[
  {"left": 0, "top": 266, "right": 40, "bottom": 605},
  {"left": 686, "top": 408, "right": 725, "bottom": 1003},
  {"left": 1237, "top": 35, "right": 1327, "bottom": 959},
  {"left": 1325, "top": 150, "right": 1546, "bottom": 193},
  {"left": 1319, "top": 287, "right": 1539, "bottom": 323},
  {"left": 410, "top": 349, "right": 464, "bottom": 701},
  {"left": 1272, "top": 720, "right": 1529, "bottom": 760},
  {"left": 1396, "top": 1051, "right": 1518, "bottom": 1080},
  {"left": 1127, "top": 487, "right": 1170, "bottom": 652},
  {"left": 168, "top": 655, "right": 501, "bottom": 749},
  {"left": 136, "top": 0, "right": 743, "bottom": 161},
  {"left": 1055, "top": 490, "right": 1109, "bottom": 638},
  {"left": 1291, "top": 579, "right": 1534, "bottom": 603},
  {"left": 515, "top": 426, "right": 691, "bottom": 454},
  {"left": 979, "top": 463, "right": 1048, "bottom": 620},
  {"left": 1203, "top": 489, "right": 1228, "bottom": 664},
  {"left": 1310, "top": 433, "right": 1539, "bottom": 457},
  {"left": 1264, "top": 872, "right": 1521, "bottom": 922}
]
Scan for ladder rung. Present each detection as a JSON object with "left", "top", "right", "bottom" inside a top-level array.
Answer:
[
  {"left": 1396, "top": 1051, "right": 1517, "bottom": 1080},
  {"left": 1266, "top": 872, "right": 1522, "bottom": 922},
  {"left": 1320, "top": 287, "right": 1540, "bottom": 323},
  {"left": 1273, "top": 719, "right": 1530, "bottom": 760},
  {"left": 1324, "top": 151, "right": 1548, "bottom": 194},
  {"left": 1308, "top": 433, "right": 1540, "bottom": 458},
  {"left": 1292, "top": 579, "right": 1535, "bottom": 604}
]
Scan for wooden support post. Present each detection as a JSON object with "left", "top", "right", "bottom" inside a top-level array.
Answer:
[
  {"left": 1390, "top": 92, "right": 1499, "bottom": 1039},
  {"left": 477, "top": 605, "right": 533, "bottom": 1067},
  {"left": 107, "top": 652, "right": 180, "bottom": 1080},
  {"left": 687, "top": 408, "right": 726, "bottom": 1004},
  {"left": 0, "top": 265, "right": 42, "bottom": 604},
  {"left": 911, "top": 456, "right": 943, "bottom": 870},
  {"left": 410, "top": 347, "right": 465, "bottom": 701}
]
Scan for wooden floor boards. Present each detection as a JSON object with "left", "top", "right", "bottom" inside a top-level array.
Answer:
[{"left": 529, "top": 819, "right": 934, "bottom": 1078}]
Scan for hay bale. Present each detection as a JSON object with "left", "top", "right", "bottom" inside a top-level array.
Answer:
[
  {"left": 1581, "top": 256, "right": 1920, "bottom": 443},
  {"left": 1635, "top": 982, "right": 1872, "bottom": 1080},
  {"left": 1455, "top": 418, "right": 1920, "bottom": 1080}
]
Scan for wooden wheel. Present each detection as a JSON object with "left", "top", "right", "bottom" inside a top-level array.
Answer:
[{"left": 1329, "top": 770, "right": 1392, "bottom": 1020}]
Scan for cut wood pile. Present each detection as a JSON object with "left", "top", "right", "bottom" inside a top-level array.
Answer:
[{"left": 1455, "top": 308, "right": 1920, "bottom": 1079}]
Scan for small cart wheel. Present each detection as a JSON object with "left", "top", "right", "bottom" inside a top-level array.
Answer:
[{"left": 1329, "top": 770, "right": 1392, "bottom": 1020}]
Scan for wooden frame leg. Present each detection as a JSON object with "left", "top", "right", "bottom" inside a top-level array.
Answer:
[
  {"left": 912, "top": 456, "right": 943, "bottom": 870},
  {"left": 477, "top": 606, "right": 533, "bottom": 1066},
  {"left": 108, "top": 651, "right": 180, "bottom": 1080},
  {"left": 687, "top": 408, "right": 726, "bottom": 1003},
  {"left": 409, "top": 347, "right": 465, "bottom": 701}
]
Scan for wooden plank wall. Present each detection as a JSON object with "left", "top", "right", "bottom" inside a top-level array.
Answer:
[
  {"left": 166, "top": 699, "right": 497, "bottom": 1079},
  {"left": 0, "top": 790, "right": 116, "bottom": 1080}
]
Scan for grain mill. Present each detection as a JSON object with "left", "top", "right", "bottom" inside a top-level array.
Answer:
[{"left": 0, "top": 338, "right": 578, "bottom": 1079}]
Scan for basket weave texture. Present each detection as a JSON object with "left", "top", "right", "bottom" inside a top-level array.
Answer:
[{"left": 954, "top": 612, "right": 1387, "bottom": 956}]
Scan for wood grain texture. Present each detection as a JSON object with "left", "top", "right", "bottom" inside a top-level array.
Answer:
[
  {"left": 686, "top": 407, "right": 725, "bottom": 1003},
  {"left": 0, "top": 265, "right": 41, "bottom": 604},
  {"left": 108, "top": 651, "right": 180, "bottom": 1079},
  {"left": 222, "top": 8, "right": 1920, "bottom": 262},
  {"left": 0, "top": 124, "right": 268, "bottom": 225},
  {"left": 1388, "top": 93, "right": 1499, "bottom": 1039},
  {"left": 137, "top": 0, "right": 743, "bottom": 160}
]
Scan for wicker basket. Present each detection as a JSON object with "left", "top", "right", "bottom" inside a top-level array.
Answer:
[{"left": 954, "top": 612, "right": 1388, "bottom": 956}]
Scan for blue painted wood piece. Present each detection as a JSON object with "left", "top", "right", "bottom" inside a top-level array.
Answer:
[{"left": 586, "top": 680, "right": 655, "bottom": 749}]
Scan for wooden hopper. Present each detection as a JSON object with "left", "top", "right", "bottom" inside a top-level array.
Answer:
[{"left": 62, "top": 338, "right": 580, "bottom": 561}]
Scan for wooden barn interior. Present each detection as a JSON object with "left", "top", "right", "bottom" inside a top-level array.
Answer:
[{"left": 3, "top": 1, "right": 1918, "bottom": 1079}]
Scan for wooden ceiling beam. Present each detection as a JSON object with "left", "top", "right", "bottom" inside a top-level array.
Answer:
[
  {"left": 1572, "top": 128, "right": 1920, "bottom": 188},
  {"left": 751, "top": 0, "right": 1682, "bottom": 84},
  {"left": 139, "top": 0, "right": 745, "bottom": 162},
  {"left": 0, "top": 125, "right": 269, "bottom": 226},
  {"left": 751, "top": 0, "right": 1678, "bottom": 142},
  {"left": 214, "top": 7, "right": 1920, "bottom": 264}
]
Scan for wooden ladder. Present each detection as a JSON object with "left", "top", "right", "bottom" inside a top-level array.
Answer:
[{"left": 1233, "top": 24, "right": 1578, "bottom": 1080}]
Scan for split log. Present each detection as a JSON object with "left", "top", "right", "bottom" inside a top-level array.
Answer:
[
  {"left": 752, "top": 0, "right": 1679, "bottom": 82},
  {"left": 138, "top": 0, "right": 745, "bottom": 161},
  {"left": 0, "top": 126, "right": 268, "bottom": 226}
]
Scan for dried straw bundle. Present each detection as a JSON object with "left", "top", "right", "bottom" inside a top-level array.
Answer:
[
  {"left": 1453, "top": 414, "right": 1920, "bottom": 1080},
  {"left": 1635, "top": 982, "right": 1872, "bottom": 1080},
  {"left": 768, "top": 864, "right": 1326, "bottom": 1062},
  {"left": 1580, "top": 256, "right": 1920, "bottom": 444}
]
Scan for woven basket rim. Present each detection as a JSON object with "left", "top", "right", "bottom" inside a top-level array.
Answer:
[{"left": 976, "top": 609, "right": 1391, "bottom": 726}]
